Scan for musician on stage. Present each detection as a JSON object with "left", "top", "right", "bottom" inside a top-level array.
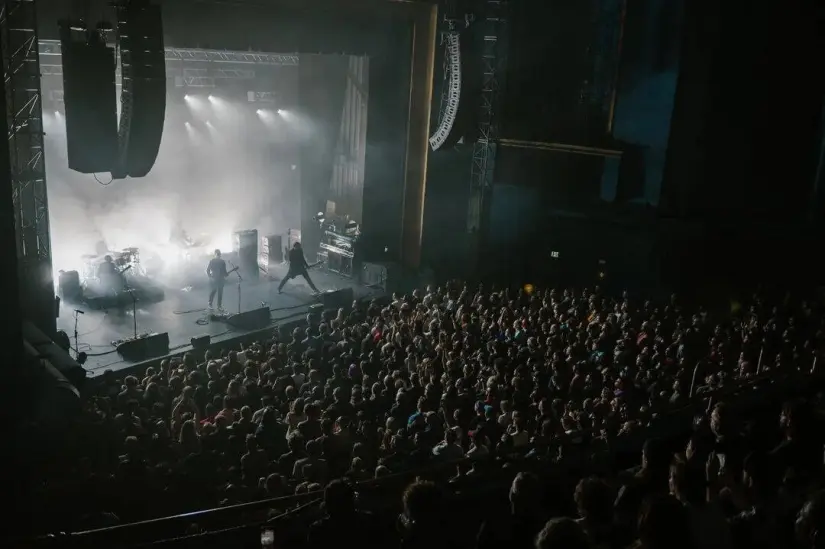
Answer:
[
  {"left": 206, "top": 249, "right": 228, "bottom": 311},
  {"left": 278, "top": 242, "right": 320, "bottom": 294},
  {"left": 98, "top": 255, "right": 124, "bottom": 295}
]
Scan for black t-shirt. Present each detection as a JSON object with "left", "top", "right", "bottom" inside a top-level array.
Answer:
[
  {"left": 98, "top": 261, "right": 117, "bottom": 277},
  {"left": 288, "top": 248, "right": 307, "bottom": 270},
  {"left": 207, "top": 257, "right": 227, "bottom": 280}
]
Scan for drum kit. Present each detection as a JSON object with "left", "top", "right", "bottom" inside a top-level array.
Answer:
[{"left": 81, "top": 247, "right": 145, "bottom": 284}]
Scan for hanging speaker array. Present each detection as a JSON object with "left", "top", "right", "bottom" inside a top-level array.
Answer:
[
  {"left": 113, "top": 0, "right": 166, "bottom": 179},
  {"left": 429, "top": 32, "right": 462, "bottom": 151},
  {"left": 58, "top": 1, "right": 165, "bottom": 179},
  {"left": 58, "top": 23, "right": 118, "bottom": 174}
]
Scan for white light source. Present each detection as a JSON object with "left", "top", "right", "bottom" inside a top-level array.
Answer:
[
  {"left": 276, "top": 109, "right": 284, "bottom": 115},
  {"left": 185, "top": 121, "right": 191, "bottom": 127},
  {"left": 208, "top": 95, "right": 215, "bottom": 103},
  {"left": 256, "top": 109, "right": 263, "bottom": 115},
  {"left": 184, "top": 94, "right": 191, "bottom": 100},
  {"left": 54, "top": 110, "right": 61, "bottom": 117}
]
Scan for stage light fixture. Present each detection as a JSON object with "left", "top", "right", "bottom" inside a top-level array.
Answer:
[
  {"left": 208, "top": 95, "right": 215, "bottom": 103},
  {"left": 184, "top": 94, "right": 191, "bottom": 100},
  {"left": 277, "top": 109, "right": 283, "bottom": 115},
  {"left": 54, "top": 111, "right": 61, "bottom": 117}
]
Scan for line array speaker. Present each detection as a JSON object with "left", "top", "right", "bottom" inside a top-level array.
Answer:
[
  {"left": 59, "top": 24, "right": 118, "bottom": 173},
  {"left": 114, "top": 1, "right": 166, "bottom": 178}
]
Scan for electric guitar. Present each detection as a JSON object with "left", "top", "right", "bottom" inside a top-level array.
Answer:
[{"left": 210, "top": 266, "right": 239, "bottom": 281}]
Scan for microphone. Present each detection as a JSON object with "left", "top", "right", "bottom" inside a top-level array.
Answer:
[{"left": 74, "top": 309, "right": 85, "bottom": 315}]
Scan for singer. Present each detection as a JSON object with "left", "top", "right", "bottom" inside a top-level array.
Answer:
[{"left": 206, "top": 249, "right": 228, "bottom": 312}]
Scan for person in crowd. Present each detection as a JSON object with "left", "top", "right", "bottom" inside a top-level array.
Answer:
[
  {"left": 23, "top": 282, "right": 825, "bottom": 546},
  {"left": 535, "top": 517, "right": 591, "bottom": 549},
  {"left": 477, "top": 472, "right": 546, "bottom": 549}
]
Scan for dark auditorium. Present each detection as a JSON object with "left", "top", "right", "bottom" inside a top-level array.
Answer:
[{"left": 2, "top": 0, "right": 825, "bottom": 548}]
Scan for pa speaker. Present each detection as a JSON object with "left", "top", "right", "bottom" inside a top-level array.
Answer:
[
  {"left": 116, "top": 332, "right": 170, "bottom": 361},
  {"left": 114, "top": 2, "right": 166, "bottom": 178},
  {"left": 226, "top": 307, "right": 271, "bottom": 330},
  {"left": 58, "top": 270, "right": 83, "bottom": 302},
  {"left": 59, "top": 25, "right": 118, "bottom": 174},
  {"left": 320, "top": 287, "right": 354, "bottom": 311}
]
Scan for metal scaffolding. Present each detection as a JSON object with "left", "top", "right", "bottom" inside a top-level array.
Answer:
[
  {"left": 39, "top": 40, "right": 299, "bottom": 69},
  {"left": 467, "top": 0, "right": 507, "bottom": 233},
  {"left": 1, "top": 0, "right": 53, "bottom": 333}
]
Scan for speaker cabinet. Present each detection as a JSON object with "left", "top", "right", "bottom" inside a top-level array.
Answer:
[
  {"left": 58, "top": 270, "right": 83, "bottom": 302},
  {"left": 234, "top": 229, "right": 259, "bottom": 279},
  {"left": 226, "top": 307, "right": 270, "bottom": 330},
  {"left": 116, "top": 332, "right": 170, "bottom": 361},
  {"left": 114, "top": 2, "right": 166, "bottom": 178},
  {"left": 259, "top": 234, "right": 283, "bottom": 269},
  {"left": 320, "top": 287, "right": 354, "bottom": 311},
  {"left": 59, "top": 25, "right": 118, "bottom": 174}
]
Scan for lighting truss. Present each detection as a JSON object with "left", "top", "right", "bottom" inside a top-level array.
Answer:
[
  {"left": 468, "top": 0, "right": 508, "bottom": 232},
  {"left": 1, "top": 0, "right": 54, "bottom": 332},
  {"left": 247, "top": 91, "right": 277, "bottom": 103},
  {"left": 39, "top": 40, "right": 298, "bottom": 68}
]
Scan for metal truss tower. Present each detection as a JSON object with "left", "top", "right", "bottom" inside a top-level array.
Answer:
[
  {"left": 1, "top": 0, "right": 54, "bottom": 334},
  {"left": 467, "top": 0, "right": 507, "bottom": 235}
]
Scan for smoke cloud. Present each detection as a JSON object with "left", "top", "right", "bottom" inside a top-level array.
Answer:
[{"left": 44, "top": 86, "right": 306, "bottom": 287}]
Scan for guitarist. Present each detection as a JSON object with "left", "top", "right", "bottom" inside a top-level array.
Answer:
[
  {"left": 278, "top": 242, "right": 320, "bottom": 294},
  {"left": 206, "top": 249, "right": 230, "bottom": 311}
]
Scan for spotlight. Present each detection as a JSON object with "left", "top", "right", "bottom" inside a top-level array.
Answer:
[
  {"left": 208, "top": 95, "right": 215, "bottom": 102},
  {"left": 185, "top": 121, "right": 191, "bottom": 127},
  {"left": 277, "top": 109, "right": 283, "bottom": 115},
  {"left": 184, "top": 94, "right": 190, "bottom": 100},
  {"left": 256, "top": 109, "right": 263, "bottom": 115},
  {"left": 54, "top": 110, "right": 61, "bottom": 117}
]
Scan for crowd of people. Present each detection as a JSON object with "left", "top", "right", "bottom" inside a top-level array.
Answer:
[{"left": 30, "top": 283, "right": 825, "bottom": 548}]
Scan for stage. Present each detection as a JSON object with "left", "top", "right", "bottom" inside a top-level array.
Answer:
[{"left": 58, "top": 264, "right": 382, "bottom": 376}]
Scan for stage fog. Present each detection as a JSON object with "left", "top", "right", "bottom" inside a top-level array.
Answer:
[{"left": 43, "top": 81, "right": 306, "bottom": 287}]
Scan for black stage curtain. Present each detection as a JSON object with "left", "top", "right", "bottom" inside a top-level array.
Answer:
[
  {"left": 361, "top": 20, "right": 413, "bottom": 263},
  {"left": 297, "top": 55, "right": 350, "bottom": 260}
]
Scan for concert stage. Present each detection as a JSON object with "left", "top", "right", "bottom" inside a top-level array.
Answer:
[{"left": 58, "top": 264, "right": 382, "bottom": 376}]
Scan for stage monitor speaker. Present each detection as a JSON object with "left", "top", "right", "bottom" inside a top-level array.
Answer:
[
  {"left": 226, "top": 307, "right": 270, "bottom": 330},
  {"left": 113, "top": 2, "right": 165, "bottom": 178},
  {"left": 361, "top": 262, "right": 400, "bottom": 293},
  {"left": 117, "top": 332, "right": 170, "bottom": 361},
  {"left": 58, "top": 270, "right": 83, "bottom": 302},
  {"left": 320, "top": 287, "right": 354, "bottom": 311},
  {"left": 59, "top": 26, "right": 118, "bottom": 174},
  {"left": 190, "top": 334, "right": 211, "bottom": 351}
]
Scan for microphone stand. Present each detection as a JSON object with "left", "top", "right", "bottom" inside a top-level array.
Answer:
[
  {"left": 231, "top": 263, "right": 243, "bottom": 315},
  {"left": 73, "top": 310, "right": 81, "bottom": 359},
  {"left": 123, "top": 272, "right": 138, "bottom": 340}
]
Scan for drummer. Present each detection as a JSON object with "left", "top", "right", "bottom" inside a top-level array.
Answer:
[{"left": 98, "top": 255, "right": 124, "bottom": 294}]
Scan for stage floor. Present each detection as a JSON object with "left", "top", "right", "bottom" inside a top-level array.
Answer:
[{"left": 58, "top": 264, "right": 380, "bottom": 376}]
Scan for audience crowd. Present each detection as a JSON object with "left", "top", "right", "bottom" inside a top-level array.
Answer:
[{"left": 31, "top": 283, "right": 825, "bottom": 548}]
